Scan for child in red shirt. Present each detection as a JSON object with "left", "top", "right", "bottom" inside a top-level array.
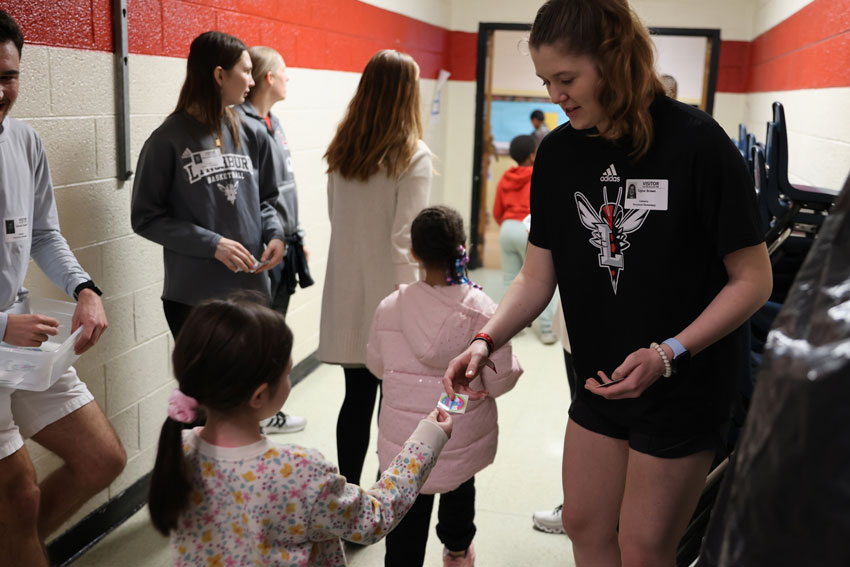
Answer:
[
  {"left": 492, "top": 135, "right": 556, "bottom": 343},
  {"left": 493, "top": 135, "right": 534, "bottom": 226}
]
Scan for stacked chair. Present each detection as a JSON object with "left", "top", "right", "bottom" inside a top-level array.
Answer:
[{"left": 676, "top": 102, "right": 839, "bottom": 567}]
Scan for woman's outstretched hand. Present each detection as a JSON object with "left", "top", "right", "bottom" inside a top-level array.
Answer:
[
  {"left": 441, "top": 341, "right": 491, "bottom": 401},
  {"left": 584, "top": 346, "right": 667, "bottom": 399}
]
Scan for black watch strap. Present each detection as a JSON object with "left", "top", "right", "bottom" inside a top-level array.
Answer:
[
  {"left": 74, "top": 280, "right": 103, "bottom": 301},
  {"left": 671, "top": 350, "right": 691, "bottom": 374}
]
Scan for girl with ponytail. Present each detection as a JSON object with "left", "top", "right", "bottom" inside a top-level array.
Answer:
[
  {"left": 148, "top": 294, "right": 452, "bottom": 566},
  {"left": 367, "top": 206, "right": 523, "bottom": 566}
]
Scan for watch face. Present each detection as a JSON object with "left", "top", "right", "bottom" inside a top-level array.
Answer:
[
  {"left": 75, "top": 281, "right": 103, "bottom": 299},
  {"left": 673, "top": 351, "right": 691, "bottom": 374}
]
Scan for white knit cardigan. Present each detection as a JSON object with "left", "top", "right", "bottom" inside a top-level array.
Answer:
[{"left": 318, "top": 140, "right": 432, "bottom": 365}]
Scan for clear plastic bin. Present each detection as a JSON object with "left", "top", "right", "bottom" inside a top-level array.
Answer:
[{"left": 0, "top": 297, "right": 82, "bottom": 391}]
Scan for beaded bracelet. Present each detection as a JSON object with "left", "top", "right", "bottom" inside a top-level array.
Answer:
[
  {"left": 650, "top": 342, "right": 673, "bottom": 378},
  {"left": 470, "top": 332, "right": 494, "bottom": 356}
]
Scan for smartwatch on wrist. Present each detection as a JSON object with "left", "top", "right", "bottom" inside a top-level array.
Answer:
[
  {"left": 662, "top": 337, "right": 690, "bottom": 374},
  {"left": 74, "top": 280, "right": 103, "bottom": 301}
]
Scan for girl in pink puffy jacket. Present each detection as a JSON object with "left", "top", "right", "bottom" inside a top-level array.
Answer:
[{"left": 367, "top": 206, "right": 523, "bottom": 567}]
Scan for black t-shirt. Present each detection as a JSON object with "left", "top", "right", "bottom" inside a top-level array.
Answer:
[{"left": 529, "top": 96, "right": 763, "bottom": 435}]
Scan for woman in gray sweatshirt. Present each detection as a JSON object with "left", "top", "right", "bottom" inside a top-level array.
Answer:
[
  {"left": 131, "top": 31, "right": 285, "bottom": 336},
  {"left": 236, "top": 46, "right": 311, "bottom": 436}
]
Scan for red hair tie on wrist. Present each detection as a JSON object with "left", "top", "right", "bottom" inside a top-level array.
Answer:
[{"left": 470, "top": 332, "right": 494, "bottom": 356}]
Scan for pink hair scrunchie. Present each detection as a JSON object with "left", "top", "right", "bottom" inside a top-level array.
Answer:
[{"left": 167, "top": 389, "right": 199, "bottom": 423}]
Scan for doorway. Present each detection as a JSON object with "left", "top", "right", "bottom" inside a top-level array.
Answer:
[{"left": 467, "top": 24, "right": 721, "bottom": 268}]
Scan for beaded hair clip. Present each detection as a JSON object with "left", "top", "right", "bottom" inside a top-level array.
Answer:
[{"left": 446, "top": 245, "right": 483, "bottom": 290}]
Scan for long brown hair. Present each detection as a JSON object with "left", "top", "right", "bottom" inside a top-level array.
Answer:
[
  {"left": 325, "top": 50, "right": 423, "bottom": 181},
  {"left": 529, "top": 0, "right": 664, "bottom": 161},
  {"left": 173, "top": 31, "right": 246, "bottom": 147},
  {"left": 147, "top": 294, "right": 293, "bottom": 535}
]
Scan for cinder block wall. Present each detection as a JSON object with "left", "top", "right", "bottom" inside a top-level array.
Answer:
[
  {"left": 4, "top": 0, "right": 847, "bottom": 540},
  {"left": 9, "top": 0, "right": 461, "bottom": 536},
  {"left": 740, "top": 0, "right": 850, "bottom": 189}
]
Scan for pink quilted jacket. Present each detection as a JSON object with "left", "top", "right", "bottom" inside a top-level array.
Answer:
[{"left": 367, "top": 281, "right": 523, "bottom": 493}]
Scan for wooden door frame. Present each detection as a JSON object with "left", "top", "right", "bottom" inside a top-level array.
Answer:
[
  {"left": 469, "top": 22, "right": 531, "bottom": 268},
  {"left": 650, "top": 27, "right": 722, "bottom": 114}
]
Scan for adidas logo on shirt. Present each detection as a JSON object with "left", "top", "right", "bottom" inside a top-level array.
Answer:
[{"left": 600, "top": 164, "right": 620, "bottom": 182}]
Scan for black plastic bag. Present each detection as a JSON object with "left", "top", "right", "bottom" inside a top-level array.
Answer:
[{"left": 700, "top": 173, "right": 850, "bottom": 567}]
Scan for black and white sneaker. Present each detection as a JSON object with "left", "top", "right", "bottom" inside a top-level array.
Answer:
[{"left": 263, "top": 411, "right": 307, "bottom": 434}]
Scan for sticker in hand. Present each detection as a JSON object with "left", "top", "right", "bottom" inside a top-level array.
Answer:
[{"left": 437, "top": 393, "right": 469, "bottom": 414}]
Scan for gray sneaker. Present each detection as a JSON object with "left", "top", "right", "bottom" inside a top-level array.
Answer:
[
  {"left": 532, "top": 504, "right": 565, "bottom": 534},
  {"left": 263, "top": 411, "right": 307, "bottom": 434}
]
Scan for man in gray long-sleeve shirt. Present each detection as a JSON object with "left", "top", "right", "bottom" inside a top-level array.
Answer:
[{"left": 0, "top": 12, "right": 126, "bottom": 565}]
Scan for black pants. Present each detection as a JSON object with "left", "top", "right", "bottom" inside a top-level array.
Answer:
[
  {"left": 268, "top": 261, "right": 293, "bottom": 315},
  {"left": 384, "top": 477, "right": 476, "bottom": 567},
  {"left": 162, "top": 299, "right": 194, "bottom": 339},
  {"left": 336, "top": 367, "right": 381, "bottom": 485}
]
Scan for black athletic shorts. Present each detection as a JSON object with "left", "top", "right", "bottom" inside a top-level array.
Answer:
[{"left": 569, "top": 395, "right": 726, "bottom": 459}]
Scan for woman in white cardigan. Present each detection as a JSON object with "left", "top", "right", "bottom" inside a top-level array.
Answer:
[{"left": 319, "top": 50, "right": 432, "bottom": 485}]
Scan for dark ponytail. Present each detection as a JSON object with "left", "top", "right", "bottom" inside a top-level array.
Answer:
[
  {"left": 149, "top": 419, "right": 193, "bottom": 535},
  {"left": 148, "top": 294, "right": 294, "bottom": 535},
  {"left": 411, "top": 206, "right": 474, "bottom": 285}
]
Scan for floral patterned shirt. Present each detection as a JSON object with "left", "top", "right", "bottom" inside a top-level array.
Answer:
[{"left": 172, "top": 421, "right": 447, "bottom": 566}]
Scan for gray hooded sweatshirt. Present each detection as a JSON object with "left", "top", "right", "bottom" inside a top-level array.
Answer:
[
  {"left": 236, "top": 102, "right": 304, "bottom": 239},
  {"left": 131, "top": 111, "right": 284, "bottom": 305}
]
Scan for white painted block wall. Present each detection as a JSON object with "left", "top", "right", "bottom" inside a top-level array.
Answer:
[
  {"left": 10, "top": 0, "right": 847, "bottom": 539},
  {"left": 14, "top": 42, "right": 449, "bottom": 535}
]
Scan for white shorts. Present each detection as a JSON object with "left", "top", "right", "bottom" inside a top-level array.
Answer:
[{"left": 0, "top": 365, "right": 94, "bottom": 460}]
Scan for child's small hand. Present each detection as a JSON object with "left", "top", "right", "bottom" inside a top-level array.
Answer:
[{"left": 426, "top": 408, "right": 453, "bottom": 439}]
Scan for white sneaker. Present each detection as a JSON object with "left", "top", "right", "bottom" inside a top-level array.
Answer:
[
  {"left": 263, "top": 411, "right": 306, "bottom": 434},
  {"left": 540, "top": 331, "right": 558, "bottom": 345},
  {"left": 532, "top": 504, "right": 565, "bottom": 534}
]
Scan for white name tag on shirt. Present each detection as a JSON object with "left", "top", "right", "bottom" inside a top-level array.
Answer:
[
  {"left": 4, "top": 217, "right": 29, "bottom": 243},
  {"left": 624, "top": 179, "right": 668, "bottom": 210},
  {"left": 193, "top": 148, "right": 225, "bottom": 169}
]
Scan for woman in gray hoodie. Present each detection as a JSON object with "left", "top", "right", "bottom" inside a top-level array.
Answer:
[
  {"left": 131, "top": 31, "right": 285, "bottom": 336},
  {"left": 236, "top": 46, "right": 310, "bottom": 435}
]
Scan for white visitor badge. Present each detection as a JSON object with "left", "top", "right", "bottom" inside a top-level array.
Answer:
[
  {"left": 194, "top": 148, "right": 225, "bottom": 169},
  {"left": 624, "top": 179, "right": 668, "bottom": 210},
  {"left": 4, "top": 217, "right": 29, "bottom": 243}
]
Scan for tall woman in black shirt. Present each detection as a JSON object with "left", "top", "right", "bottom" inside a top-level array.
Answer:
[{"left": 443, "top": 1, "right": 772, "bottom": 565}]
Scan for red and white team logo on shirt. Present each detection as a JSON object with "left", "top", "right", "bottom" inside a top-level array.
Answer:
[{"left": 575, "top": 172, "right": 650, "bottom": 294}]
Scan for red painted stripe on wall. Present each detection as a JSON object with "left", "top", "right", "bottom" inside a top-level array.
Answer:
[
  {"left": 716, "top": 40, "right": 750, "bottom": 93},
  {"left": 6, "top": 0, "right": 477, "bottom": 81},
  {"left": 5, "top": 0, "right": 848, "bottom": 91},
  {"left": 745, "top": 0, "right": 850, "bottom": 91},
  {"left": 716, "top": 0, "right": 850, "bottom": 92}
]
